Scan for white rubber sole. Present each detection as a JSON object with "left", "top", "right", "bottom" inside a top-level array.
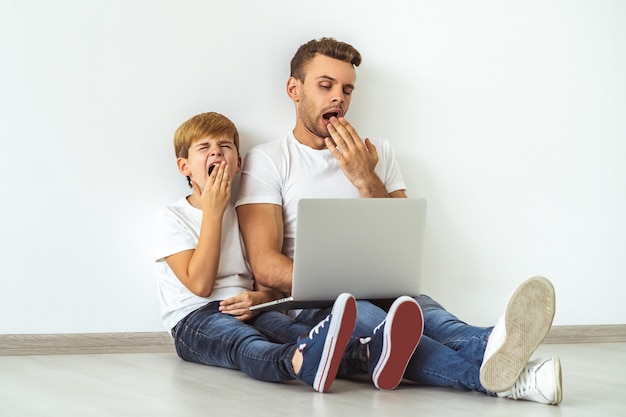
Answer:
[{"left": 479, "top": 276, "right": 556, "bottom": 393}]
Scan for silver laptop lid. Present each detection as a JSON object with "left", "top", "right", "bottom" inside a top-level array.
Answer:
[{"left": 291, "top": 198, "right": 426, "bottom": 301}]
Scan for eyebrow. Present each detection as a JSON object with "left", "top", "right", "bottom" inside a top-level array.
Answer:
[{"left": 194, "top": 139, "right": 234, "bottom": 148}]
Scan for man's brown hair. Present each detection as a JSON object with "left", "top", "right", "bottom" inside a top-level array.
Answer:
[{"left": 290, "top": 37, "right": 361, "bottom": 82}]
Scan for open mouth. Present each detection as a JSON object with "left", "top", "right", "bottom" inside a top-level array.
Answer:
[{"left": 322, "top": 111, "right": 339, "bottom": 122}]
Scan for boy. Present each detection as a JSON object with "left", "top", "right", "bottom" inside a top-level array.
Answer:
[{"left": 152, "top": 111, "right": 357, "bottom": 392}]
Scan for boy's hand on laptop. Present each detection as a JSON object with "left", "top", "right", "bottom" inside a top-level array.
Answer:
[{"left": 219, "top": 291, "right": 281, "bottom": 321}]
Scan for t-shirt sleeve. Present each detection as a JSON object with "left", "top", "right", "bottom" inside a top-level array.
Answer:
[
  {"left": 153, "top": 207, "right": 197, "bottom": 262},
  {"left": 235, "top": 147, "right": 284, "bottom": 207},
  {"left": 377, "top": 138, "right": 407, "bottom": 194}
]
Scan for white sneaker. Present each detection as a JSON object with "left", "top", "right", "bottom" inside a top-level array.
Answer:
[
  {"left": 497, "top": 357, "right": 563, "bottom": 405},
  {"left": 479, "top": 276, "right": 556, "bottom": 392}
]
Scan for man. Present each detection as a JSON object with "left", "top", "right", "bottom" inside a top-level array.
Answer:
[{"left": 236, "top": 37, "right": 562, "bottom": 404}]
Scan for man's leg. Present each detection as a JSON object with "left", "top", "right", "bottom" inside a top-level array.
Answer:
[
  {"left": 407, "top": 276, "right": 561, "bottom": 404},
  {"left": 417, "top": 294, "right": 492, "bottom": 366},
  {"left": 479, "top": 276, "right": 556, "bottom": 392}
]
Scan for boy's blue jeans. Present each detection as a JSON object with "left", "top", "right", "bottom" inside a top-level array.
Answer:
[
  {"left": 171, "top": 301, "right": 302, "bottom": 382},
  {"left": 253, "top": 294, "right": 493, "bottom": 393}
]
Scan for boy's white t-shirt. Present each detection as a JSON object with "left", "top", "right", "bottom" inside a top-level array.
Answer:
[
  {"left": 153, "top": 198, "right": 253, "bottom": 330},
  {"left": 235, "top": 132, "right": 406, "bottom": 258}
]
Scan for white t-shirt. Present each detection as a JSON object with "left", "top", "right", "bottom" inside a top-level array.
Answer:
[
  {"left": 235, "top": 132, "right": 406, "bottom": 258},
  {"left": 153, "top": 197, "right": 253, "bottom": 330}
]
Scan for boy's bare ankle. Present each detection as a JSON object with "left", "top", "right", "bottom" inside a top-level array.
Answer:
[{"left": 292, "top": 347, "right": 303, "bottom": 374}]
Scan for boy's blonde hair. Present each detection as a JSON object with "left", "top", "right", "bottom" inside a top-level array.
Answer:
[{"left": 174, "top": 112, "right": 240, "bottom": 159}]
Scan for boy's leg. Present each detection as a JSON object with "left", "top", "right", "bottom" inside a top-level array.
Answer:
[
  {"left": 294, "top": 293, "right": 357, "bottom": 392},
  {"left": 172, "top": 302, "right": 295, "bottom": 382},
  {"left": 250, "top": 310, "right": 312, "bottom": 343},
  {"left": 298, "top": 299, "right": 424, "bottom": 391},
  {"left": 251, "top": 306, "right": 372, "bottom": 378},
  {"left": 173, "top": 296, "right": 358, "bottom": 392}
]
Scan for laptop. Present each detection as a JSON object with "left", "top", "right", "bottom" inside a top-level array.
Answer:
[{"left": 249, "top": 198, "right": 427, "bottom": 312}]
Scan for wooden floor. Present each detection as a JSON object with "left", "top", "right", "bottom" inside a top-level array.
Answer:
[{"left": 1, "top": 342, "right": 624, "bottom": 417}]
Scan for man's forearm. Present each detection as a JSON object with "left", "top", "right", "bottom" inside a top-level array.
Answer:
[
  {"left": 356, "top": 175, "right": 392, "bottom": 198},
  {"left": 251, "top": 253, "right": 294, "bottom": 294}
]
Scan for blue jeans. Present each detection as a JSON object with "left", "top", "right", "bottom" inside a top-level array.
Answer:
[
  {"left": 252, "top": 307, "right": 370, "bottom": 377},
  {"left": 171, "top": 301, "right": 302, "bottom": 382},
  {"left": 253, "top": 295, "right": 493, "bottom": 393}
]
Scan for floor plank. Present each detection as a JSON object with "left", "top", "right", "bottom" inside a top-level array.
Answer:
[{"left": 1, "top": 343, "right": 625, "bottom": 416}]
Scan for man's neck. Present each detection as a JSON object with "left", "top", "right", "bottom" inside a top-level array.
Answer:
[{"left": 291, "top": 127, "right": 327, "bottom": 150}]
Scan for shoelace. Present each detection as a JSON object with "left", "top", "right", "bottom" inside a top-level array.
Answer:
[
  {"left": 373, "top": 320, "right": 385, "bottom": 335},
  {"left": 508, "top": 364, "right": 537, "bottom": 399},
  {"left": 359, "top": 320, "right": 386, "bottom": 344},
  {"left": 307, "top": 315, "right": 331, "bottom": 340}
]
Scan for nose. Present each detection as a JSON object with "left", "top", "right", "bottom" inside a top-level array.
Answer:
[
  {"left": 210, "top": 144, "right": 223, "bottom": 156},
  {"left": 331, "top": 86, "right": 346, "bottom": 104}
]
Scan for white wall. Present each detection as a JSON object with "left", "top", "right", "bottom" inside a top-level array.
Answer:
[{"left": 1, "top": 0, "right": 624, "bottom": 334}]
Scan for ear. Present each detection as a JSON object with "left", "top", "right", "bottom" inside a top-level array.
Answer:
[
  {"left": 235, "top": 155, "right": 242, "bottom": 174},
  {"left": 177, "top": 157, "right": 191, "bottom": 176},
  {"left": 286, "top": 77, "right": 300, "bottom": 101}
]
